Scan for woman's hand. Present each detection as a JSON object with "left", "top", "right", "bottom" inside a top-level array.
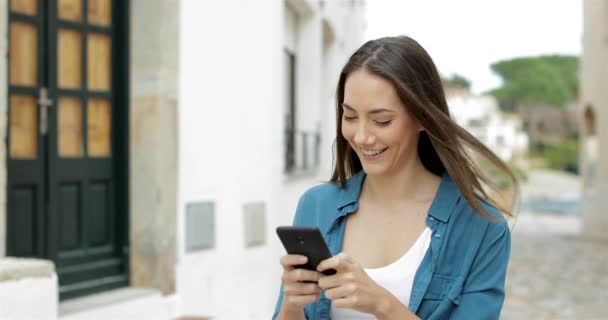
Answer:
[
  {"left": 279, "top": 255, "right": 323, "bottom": 313},
  {"left": 317, "top": 252, "right": 397, "bottom": 317}
]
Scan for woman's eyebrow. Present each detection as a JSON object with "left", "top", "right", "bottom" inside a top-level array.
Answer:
[{"left": 342, "top": 103, "right": 395, "bottom": 114}]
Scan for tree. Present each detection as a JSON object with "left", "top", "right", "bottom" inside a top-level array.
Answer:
[
  {"left": 488, "top": 55, "right": 578, "bottom": 111},
  {"left": 443, "top": 73, "right": 472, "bottom": 91}
]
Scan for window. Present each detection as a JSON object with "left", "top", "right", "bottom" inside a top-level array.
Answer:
[
  {"left": 283, "top": 4, "right": 321, "bottom": 174},
  {"left": 284, "top": 49, "right": 296, "bottom": 172}
]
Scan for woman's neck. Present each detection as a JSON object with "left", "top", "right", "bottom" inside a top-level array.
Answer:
[{"left": 362, "top": 158, "right": 441, "bottom": 207}]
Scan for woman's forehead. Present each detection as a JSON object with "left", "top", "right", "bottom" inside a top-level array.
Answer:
[{"left": 344, "top": 69, "right": 402, "bottom": 112}]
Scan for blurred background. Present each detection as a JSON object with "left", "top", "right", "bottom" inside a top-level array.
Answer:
[{"left": 0, "top": 0, "right": 606, "bottom": 319}]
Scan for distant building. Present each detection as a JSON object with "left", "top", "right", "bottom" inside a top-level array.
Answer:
[
  {"left": 580, "top": 0, "right": 607, "bottom": 240},
  {"left": 0, "top": 0, "right": 366, "bottom": 319},
  {"left": 447, "top": 90, "right": 529, "bottom": 162},
  {"left": 521, "top": 104, "right": 577, "bottom": 146}
]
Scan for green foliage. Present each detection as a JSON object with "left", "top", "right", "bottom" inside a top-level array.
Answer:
[
  {"left": 488, "top": 55, "right": 579, "bottom": 110},
  {"left": 443, "top": 74, "right": 472, "bottom": 90},
  {"left": 489, "top": 164, "right": 528, "bottom": 190},
  {"left": 530, "top": 139, "right": 579, "bottom": 174}
]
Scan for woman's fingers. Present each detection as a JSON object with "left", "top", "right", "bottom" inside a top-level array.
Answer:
[
  {"left": 280, "top": 254, "right": 307, "bottom": 270},
  {"left": 324, "top": 283, "right": 357, "bottom": 300},
  {"left": 317, "top": 252, "right": 355, "bottom": 273},
  {"left": 317, "top": 271, "right": 355, "bottom": 290},
  {"left": 283, "top": 282, "right": 322, "bottom": 296},
  {"left": 278, "top": 255, "right": 324, "bottom": 311},
  {"left": 284, "top": 294, "right": 321, "bottom": 306},
  {"left": 282, "top": 267, "right": 322, "bottom": 283}
]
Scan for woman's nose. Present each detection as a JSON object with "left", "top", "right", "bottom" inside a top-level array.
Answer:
[{"left": 354, "top": 124, "right": 375, "bottom": 145}]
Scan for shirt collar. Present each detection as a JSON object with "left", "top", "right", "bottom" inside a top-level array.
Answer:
[
  {"left": 427, "top": 173, "right": 461, "bottom": 223},
  {"left": 336, "top": 170, "right": 366, "bottom": 210},
  {"left": 335, "top": 170, "right": 461, "bottom": 223}
]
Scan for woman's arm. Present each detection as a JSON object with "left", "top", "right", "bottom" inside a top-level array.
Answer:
[
  {"left": 374, "top": 290, "right": 420, "bottom": 320},
  {"left": 272, "top": 192, "right": 317, "bottom": 320},
  {"left": 449, "top": 221, "right": 511, "bottom": 319},
  {"left": 275, "top": 300, "right": 307, "bottom": 320}
]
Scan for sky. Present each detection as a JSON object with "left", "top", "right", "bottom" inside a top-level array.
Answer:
[{"left": 365, "top": 0, "right": 583, "bottom": 94}]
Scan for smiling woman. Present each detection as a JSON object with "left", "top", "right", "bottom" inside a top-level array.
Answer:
[
  {"left": 273, "top": 36, "right": 518, "bottom": 320},
  {"left": 340, "top": 69, "right": 424, "bottom": 178}
]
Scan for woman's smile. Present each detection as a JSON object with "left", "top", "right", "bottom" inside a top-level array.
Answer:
[{"left": 359, "top": 147, "right": 389, "bottom": 160}]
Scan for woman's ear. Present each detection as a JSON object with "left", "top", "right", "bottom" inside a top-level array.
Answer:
[{"left": 417, "top": 121, "right": 425, "bottom": 132}]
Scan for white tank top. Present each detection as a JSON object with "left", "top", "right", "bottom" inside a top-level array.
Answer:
[{"left": 330, "top": 227, "right": 432, "bottom": 319}]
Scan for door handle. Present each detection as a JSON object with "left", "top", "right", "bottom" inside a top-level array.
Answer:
[{"left": 38, "top": 87, "right": 53, "bottom": 135}]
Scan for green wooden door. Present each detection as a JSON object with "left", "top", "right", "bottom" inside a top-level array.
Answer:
[{"left": 6, "top": 0, "right": 129, "bottom": 300}]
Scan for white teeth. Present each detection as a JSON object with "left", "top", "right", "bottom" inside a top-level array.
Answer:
[{"left": 362, "top": 148, "right": 385, "bottom": 156}]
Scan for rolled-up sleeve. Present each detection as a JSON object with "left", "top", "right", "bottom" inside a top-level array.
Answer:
[
  {"left": 272, "top": 192, "right": 312, "bottom": 320},
  {"left": 449, "top": 221, "right": 511, "bottom": 320}
]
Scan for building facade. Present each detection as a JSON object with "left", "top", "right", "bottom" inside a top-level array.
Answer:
[
  {"left": 580, "top": 0, "right": 608, "bottom": 240},
  {"left": 447, "top": 91, "right": 529, "bottom": 162},
  {"left": 0, "top": 0, "right": 366, "bottom": 319}
]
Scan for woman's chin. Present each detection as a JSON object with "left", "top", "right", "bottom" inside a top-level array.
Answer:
[{"left": 361, "top": 165, "right": 390, "bottom": 177}]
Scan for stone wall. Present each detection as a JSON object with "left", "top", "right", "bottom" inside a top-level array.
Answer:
[
  {"left": 581, "top": 0, "right": 608, "bottom": 240},
  {"left": 129, "top": 0, "right": 179, "bottom": 294}
]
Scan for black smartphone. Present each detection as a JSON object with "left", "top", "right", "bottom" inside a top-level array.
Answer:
[{"left": 276, "top": 226, "right": 337, "bottom": 276}]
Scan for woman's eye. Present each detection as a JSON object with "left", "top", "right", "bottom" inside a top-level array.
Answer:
[
  {"left": 375, "top": 120, "right": 392, "bottom": 126},
  {"left": 343, "top": 115, "right": 357, "bottom": 121}
]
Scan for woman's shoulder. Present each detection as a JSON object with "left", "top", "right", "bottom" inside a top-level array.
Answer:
[
  {"left": 299, "top": 172, "right": 365, "bottom": 205},
  {"left": 294, "top": 173, "right": 364, "bottom": 227},
  {"left": 297, "top": 182, "right": 343, "bottom": 209},
  {"left": 450, "top": 195, "right": 510, "bottom": 248}
]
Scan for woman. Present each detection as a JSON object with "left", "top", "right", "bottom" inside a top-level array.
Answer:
[{"left": 273, "top": 36, "right": 517, "bottom": 320}]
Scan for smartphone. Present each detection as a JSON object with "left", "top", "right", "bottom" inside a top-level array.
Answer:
[{"left": 276, "top": 226, "right": 337, "bottom": 276}]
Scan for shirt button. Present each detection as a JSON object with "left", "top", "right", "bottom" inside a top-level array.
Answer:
[
  {"left": 434, "top": 233, "right": 441, "bottom": 238},
  {"left": 429, "top": 217, "right": 435, "bottom": 221}
]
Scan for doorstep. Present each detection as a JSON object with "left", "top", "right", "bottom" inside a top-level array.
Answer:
[{"left": 60, "top": 287, "right": 174, "bottom": 319}]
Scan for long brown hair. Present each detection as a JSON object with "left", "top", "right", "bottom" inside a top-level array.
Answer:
[{"left": 330, "top": 36, "right": 518, "bottom": 219}]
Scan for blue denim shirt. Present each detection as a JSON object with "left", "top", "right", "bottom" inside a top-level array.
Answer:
[{"left": 273, "top": 171, "right": 511, "bottom": 320}]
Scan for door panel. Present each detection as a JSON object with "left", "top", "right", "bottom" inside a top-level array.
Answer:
[
  {"left": 58, "top": 0, "right": 83, "bottom": 22},
  {"left": 7, "top": 0, "right": 128, "bottom": 300},
  {"left": 11, "top": 0, "right": 38, "bottom": 15},
  {"left": 7, "top": 0, "right": 45, "bottom": 260},
  {"left": 10, "top": 186, "right": 38, "bottom": 255},
  {"left": 57, "top": 29, "right": 83, "bottom": 89},
  {"left": 87, "top": 33, "right": 111, "bottom": 91},
  {"left": 87, "top": 0, "right": 111, "bottom": 26},
  {"left": 59, "top": 183, "right": 82, "bottom": 250},
  {"left": 57, "top": 97, "right": 84, "bottom": 157},
  {"left": 88, "top": 182, "right": 110, "bottom": 245},
  {"left": 87, "top": 98, "right": 111, "bottom": 156},
  {"left": 9, "top": 95, "right": 38, "bottom": 158},
  {"left": 10, "top": 22, "right": 38, "bottom": 86},
  {"left": 48, "top": 0, "right": 127, "bottom": 299}
]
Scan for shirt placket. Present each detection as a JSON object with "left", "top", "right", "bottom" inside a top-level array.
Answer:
[
  {"left": 316, "top": 204, "right": 354, "bottom": 320},
  {"left": 409, "top": 215, "right": 445, "bottom": 313}
]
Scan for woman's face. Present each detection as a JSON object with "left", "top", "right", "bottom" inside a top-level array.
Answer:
[{"left": 342, "top": 68, "right": 422, "bottom": 177}]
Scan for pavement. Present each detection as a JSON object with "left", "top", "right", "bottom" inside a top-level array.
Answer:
[{"left": 500, "top": 170, "right": 608, "bottom": 319}]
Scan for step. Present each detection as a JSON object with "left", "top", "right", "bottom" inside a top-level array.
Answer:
[{"left": 60, "top": 287, "right": 175, "bottom": 320}]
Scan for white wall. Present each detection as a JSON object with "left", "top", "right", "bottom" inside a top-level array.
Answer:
[
  {"left": 176, "top": 1, "right": 365, "bottom": 319},
  {"left": 177, "top": 0, "right": 282, "bottom": 318}
]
